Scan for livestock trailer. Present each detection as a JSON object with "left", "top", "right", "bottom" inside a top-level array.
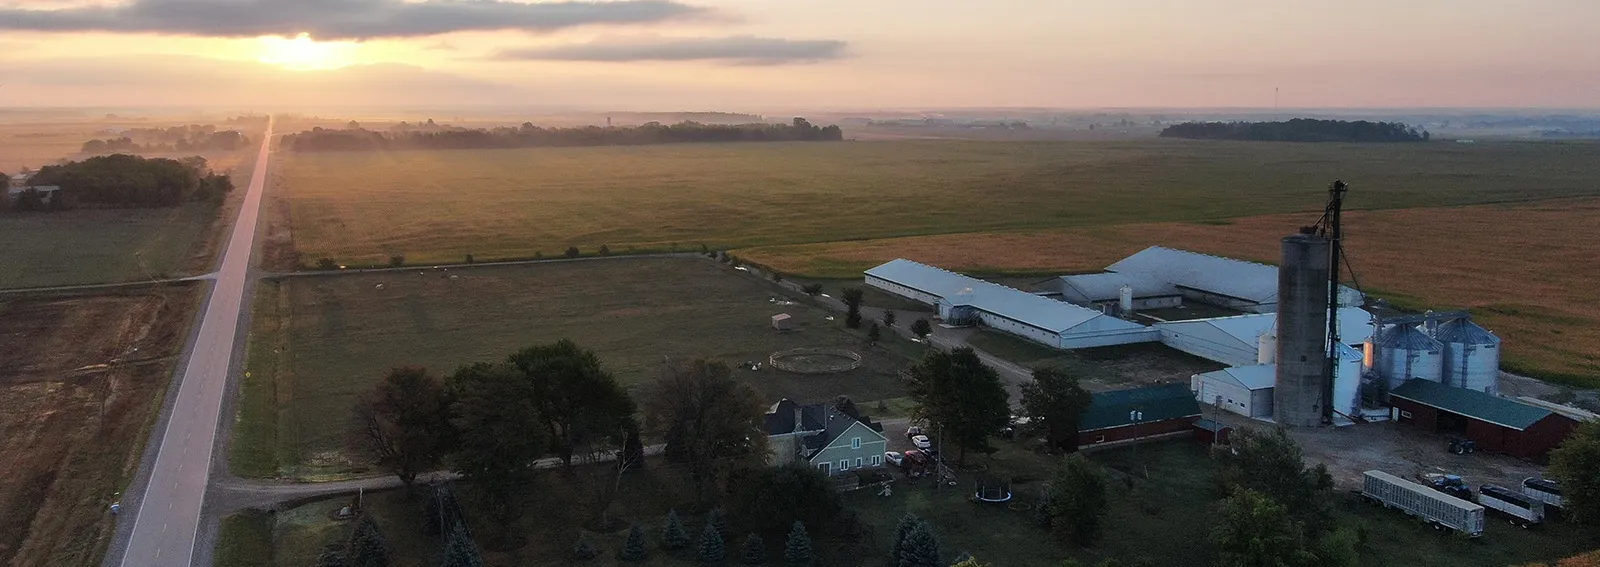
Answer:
[
  {"left": 1478, "top": 484, "right": 1545, "bottom": 526},
  {"left": 1363, "top": 470, "right": 1486, "bottom": 537},
  {"left": 1523, "top": 477, "right": 1563, "bottom": 510}
]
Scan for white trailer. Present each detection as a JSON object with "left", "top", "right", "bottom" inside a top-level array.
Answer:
[
  {"left": 1478, "top": 484, "right": 1544, "bottom": 527},
  {"left": 1522, "top": 477, "right": 1563, "bottom": 510},
  {"left": 1362, "top": 470, "right": 1486, "bottom": 537}
]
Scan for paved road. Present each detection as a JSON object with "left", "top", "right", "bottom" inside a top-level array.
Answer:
[{"left": 111, "top": 118, "right": 274, "bottom": 567}]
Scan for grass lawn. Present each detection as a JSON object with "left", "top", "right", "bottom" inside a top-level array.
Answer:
[
  {"left": 740, "top": 198, "right": 1600, "bottom": 386},
  {"left": 214, "top": 510, "right": 274, "bottom": 567},
  {"left": 278, "top": 139, "right": 1600, "bottom": 267},
  {"left": 0, "top": 203, "right": 221, "bottom": 288},
  {"left": 233, "top": 257, "right": 911, "bottom": 478}
]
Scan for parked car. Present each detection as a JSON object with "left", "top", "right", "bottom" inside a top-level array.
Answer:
[
  {"left": 903, "top": 450, "right": 930, "bottom": 468},
  {"left": 911, "top": 434, "right": 932, "bottom": 450},
  {"left": 905, "top": 425, "right": 924, "bottom": 439},
  {"left": 884, "top": 451, "right": 905, "bottom": 467}
]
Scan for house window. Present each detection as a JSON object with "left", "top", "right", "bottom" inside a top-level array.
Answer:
[
  {"left": 839, "top": 459, "right": 849, "bottom": 470},
  {"left": 852, "top": 437, "right": 861, "bottom": 449},
  {"left": 817, "top": 462, "right": 830, "bottom": 474},
  {"left": 871, "top": 455, "right": 881, "bottom": 466},
  {"left": 1400, "top": 410, "right": 1412, "bottom": 419},
  {"left": 855, "top": 457, "right": 863, "bottom": 468}
]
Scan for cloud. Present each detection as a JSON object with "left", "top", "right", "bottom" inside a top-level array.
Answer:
[
  {"left": 0, "top": 0, "right": 708, "bottom": 40},
  {"left": 494, "top": 35, "right": 848, "bottom": 65}
]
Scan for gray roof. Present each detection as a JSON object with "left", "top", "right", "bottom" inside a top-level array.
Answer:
[
  {"left": 1379, "top": 325, "right": 1444, "bottom": 350},
  {"left": 1434, "top": 319, "right": 1500, "bottom": 346},
  {"left": 866, "top": 259, "right": 1144, "bottom": 335},
  {"left": 1058, "top": 272, "right": 1178, "bottom": 303},
  {"left": 1107, "top": 246, "right": 1281, "bottom": 303},
  {"left": 1198, "top": 364, "right": 1277, "bottom": 390},
  {"left": 764, "top": 399, "right": 827, "bottom": 435}
]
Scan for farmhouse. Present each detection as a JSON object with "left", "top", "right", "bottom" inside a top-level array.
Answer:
[
  {"left": 764, "top": 399, "right": 889, "bottom": 475},
  {"left": 1389, "top": 379, "right": 1580, "bottom": 461},
  {"left": 1061, "top": 246, "right": 1363, "bottom": 314},
  {"left": 1078, "top": 384, "right": 1201, "bottom": 448},
  {"left": 863, "top": 259, "right": 1156, "bottom": 349}
]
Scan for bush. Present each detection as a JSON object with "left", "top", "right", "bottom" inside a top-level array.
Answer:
[
  {"left": 465, "top": 254, "right": 474, "bottom": 264},
  {"left": 883, "top": 310, "right": 897, "bottom": 327},
  {"left": 565, "top": 246, "right": 581, "bottom": 259},
  {"left": 800, "top": 284, "right": 823, "bottom": 296},
  {"left": 911, "top": 319, "right": 933, "bottom": 339},
  {"left": 867, "top": 323, "right": 882, "bottom": 343},
  {"left": 599, "top": 244, "right": 611, "bottom": 256},
  {"left": 389, "top": 255, "right": 405, "bottom": 268},
  {"left": 316, "top": 257, "right": 338, "bottom": 270}
]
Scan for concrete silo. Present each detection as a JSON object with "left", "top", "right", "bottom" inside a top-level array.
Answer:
[
  {"left": 1377, "top": 325, "right": 1444, "bottom": 392},
  {"left": 1436, "top": 319, "right": 1501, "bottom": 394},
  {"left": 1274, "top": 233, "right": 1332, "bottom": 427}
]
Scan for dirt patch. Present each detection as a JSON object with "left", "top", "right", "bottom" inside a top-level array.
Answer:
[{"left": 0, "top": 284, "right": 200, "bottom": 567}]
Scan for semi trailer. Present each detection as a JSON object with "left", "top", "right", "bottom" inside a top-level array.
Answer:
[
  {"left": 1479, "top": 484, "right": 1545, "bottom": 527},
  {"left": 1363, "top": 470, "right": 1485, "bottom": 537}
]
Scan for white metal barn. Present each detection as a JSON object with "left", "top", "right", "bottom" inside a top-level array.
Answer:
[
  {"left": 1192, "top": 364, "right": 1276, "bottom": 418},
  {"left": 1055, "top": 272, "right": 1183, "bottom": 312},
  {"left": 1103, "top": 246, "right": 1364, "bottom": 313},
  {"left": 1156, "top": 308, "right": 1375, "bottom": 367},
  {"left": 863, "top": 259, "right": 1156, "bottom": 349}
]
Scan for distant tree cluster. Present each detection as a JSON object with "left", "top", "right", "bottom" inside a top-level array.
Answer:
[
  {"left": 81, "top": 125, "right": 251, "bottom": 153},
  {"left": 1159, "top": 119, "right": 1429, "bottom": 142},
  {"left": 281, "top": 118, "right": 844, "bottom": 152},
  {"left": 24, "top": 154, "right": 233, "bottom": 208}
]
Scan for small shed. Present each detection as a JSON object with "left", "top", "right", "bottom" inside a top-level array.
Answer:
[
  {"left": 771, "top": 313, "right": 793, "bottom": 331},
  {"left": 1192, "top": 418, "right": 1233, "bottom": 445},
  {"left": 1390, "top": 379, "right": 1580, "bottom": 461}
]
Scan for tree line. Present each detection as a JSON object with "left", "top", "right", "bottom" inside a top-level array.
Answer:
[
  {"left": 81, "top": 127, "right": 250, "bottom": 154},
  {"left": 9, "top": 154, "right": 233, "bottom": 210},
  {"left": 281, "top": 118, "right": 844, "bottom": 152},
  {"left": 1159, "top": 119, "right": 1429, "bottom": 142}
]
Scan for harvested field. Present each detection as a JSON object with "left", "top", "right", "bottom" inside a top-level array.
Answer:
[
  {"left": 737, "top": 198, "right": 1600, "bottom": 385},
  {"left": 278, "top": 139, "right": 1600, "bottom": 266},
  {"left": 0, "top": 284, "right": 201, "bottom": 567},
  {"left": 235, "top": 257, "right": 911, "bottom": 477}
]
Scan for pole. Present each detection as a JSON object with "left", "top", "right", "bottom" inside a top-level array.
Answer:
[{"left": 1322, "top": 181, "right": 1347, "bottom": 425}]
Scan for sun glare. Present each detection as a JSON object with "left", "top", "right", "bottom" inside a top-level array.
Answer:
[{"left": 258, "top": 33, "right": 355, "bottom": 71}]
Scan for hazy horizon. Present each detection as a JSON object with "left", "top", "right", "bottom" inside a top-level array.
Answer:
[{"left": 1, "top": 0, "right": 1597, "bottom": 110}]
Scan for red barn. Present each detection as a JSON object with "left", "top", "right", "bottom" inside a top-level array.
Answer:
[
  {"left": 1078, "top": 384, "right": 1201, "bottom": 448},
  {"left": 1390, "top": 379, "right": 1580, "bottom": 461}
]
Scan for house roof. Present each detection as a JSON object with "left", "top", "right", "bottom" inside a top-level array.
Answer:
[
  {"left": 764, "top": 399, "right": 827, "bottom": 435},
  {"left": 1194, "top": 418, "right": 1231, "bottom": 432},
  {"left": 1391, "top": 379, "right": 1554, "bottom": 431},
  {"left": 1079, "top": 383, "right": 1201, "bottom": 432},
  {"left": 1057, "top": 272, "right": 1179, "bottom": 303},
  {"left": 866, "top": 259, "right": 1143, "bottom": 336},
  {"left": 803, "top": 410, "right": 886, "bottom": 452},
  {"left": 1199, "top": 364, "right": 1277, "bottom": 390}
]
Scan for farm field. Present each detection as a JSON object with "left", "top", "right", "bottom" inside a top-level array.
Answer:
[
  {"left": 0, "top": 284, "right": 201, "bottom": 567},
  {"left": 276, "top": 139, "right": 1600, "bottom": 267},
  {"left": 233, "top": 256, "right": 913, "bottom": 478},
  {"left": 737, "top": 198, "right": 1600, "bottom": 386},
  {"left": 216, "top": 439, "right": 1595, "bottom": 567}
]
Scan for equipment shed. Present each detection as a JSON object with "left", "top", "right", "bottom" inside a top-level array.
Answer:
[
  {"left": 1191, "top": 364, "right": 1275, "bottom": 419},
  {"left": 1390, "top": 379, "right": 1580, "bottom": 461}
]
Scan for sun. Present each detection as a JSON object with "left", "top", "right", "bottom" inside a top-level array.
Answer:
[{"left": 258, "top": 33, "right": 355, "bottom": 71}]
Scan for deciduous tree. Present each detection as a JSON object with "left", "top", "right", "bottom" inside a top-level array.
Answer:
[
  {"left": 904, "top": 348, "right": 1009, "bottom": 465},
  {"left": 728, "top": 464, "right": 840, "bottom": 536},
  {"left": 1046, "top": 454, "right": 1108, "bottom": 546},
  {"left": 446, "top": 362, "right": 543, "bottom": 538},
  {"left": 1019, "top": 366, "right": 1093, "bottom": 453},
  {"left": 1212, "top": 488, "right": 1313, "bottom": 567},
  {"left": 1551, "top": 420, "right": 1600, "bottom": 527},
  {"left": 645, "top": 359, "right": 769, "bottom": 504},
  {"left": 352, "top": 366, "right": 453, "bottom": 492},
  {"left": 506, "top": 340, "right": 637, "bottom": 469},
  {"left": 1211, "top": 427, "right": 1333, "bottom": 531},
  {"left": 911, "top": 319, "right": 932, "bottom": 340}
]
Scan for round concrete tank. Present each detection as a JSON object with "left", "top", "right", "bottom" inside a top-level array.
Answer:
[
  {"left": 1436, "top": 319, "right": 1501, "bottom": 394},
  {"left": 1274, "top": 234, "right": 1332, "bottom": 427},
  {"left": 1332, "top": 343, "right": 1363, "bottom": 418},
  {"left": 1377, "top": 325, "right": 1444, "bottom": 392},
  {"left": 1257, "top": 331, "right": 1277, "bottom": 364}
]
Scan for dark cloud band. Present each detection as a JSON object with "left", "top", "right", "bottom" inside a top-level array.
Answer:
[
  {"left": 0, "top": 0, "right": 707, "bottom": 40},
  {"left": 494, "top": 35, "right": 848, "bottom": 65}
]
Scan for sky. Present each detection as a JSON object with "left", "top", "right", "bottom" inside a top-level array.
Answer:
[{"left": 0, "top": 0, "right": 1597, "bottom": 111}]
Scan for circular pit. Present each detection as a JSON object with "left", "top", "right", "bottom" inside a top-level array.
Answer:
[{"left": 769, "top": 348, "right": 863, "bottom": 374}]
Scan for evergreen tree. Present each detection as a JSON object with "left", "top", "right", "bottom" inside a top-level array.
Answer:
[
  {"left": 783, "top": 521, "right": 813, "bottom": 565},
  {"left": 1032, "top": 490, "right": 1054, "bottom": 529},
  {"left": 897, "top": 523, "right": 941, "bottom": 567},
  {"left": 842, "top": 287, "right": 865, "bottom": 328},
  {"left": 440, "top": 524, "right": 484, "bottom": 567},
  {"left": 868, "top": 323, "right": 882, "bottom": 343},
  {"left": 346, "top": 515, "right": 390, "bottom": 567},
  {"left": 663, "top": 509, "right": 691, "bottom": 549},
  {"left": 618, "top": 524, "right": 649, "bottom": 562},
  {"left": 573, "top": 535, "right": 599, "bottom": 561},
  {"left": 741, "top": 533, "right": 767, "bottom": 564},
  {"left": 699, "top": 523, "right": 727, "bottom": 564},
  {"left": 883, "top": 310, "right": 897, "bottom": 328},
  {"left": 708, "top": 508, "right": 731, "bottom": 541},
  {"left": 890, "top": 513, "right": 921, "bottom": 559}
]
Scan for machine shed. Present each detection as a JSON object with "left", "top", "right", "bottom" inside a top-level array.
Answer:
[
  {"left": 1390, "top": 379, "right": 1580, "bottom": 461},
  {"left": 1191, "top": 364, "right": 1276, "bottom": 419}
]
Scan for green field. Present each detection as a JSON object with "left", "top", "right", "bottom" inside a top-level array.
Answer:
[
  {"left": 279, "top": 140, "right": 1600, "bottom": 266},
  {"left": 233, "top": 257, "right": 913, "bottom": 477},
  {"left": 0, "top": 203, "right": 222, "bottom": 288},
  {"left": 225, "top": 439, "right": 1595, "bottom": 567}
]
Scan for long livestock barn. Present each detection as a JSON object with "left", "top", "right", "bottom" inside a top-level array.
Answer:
[{"left": 864, "top": 259, "right": 1157, "bottom": 349}]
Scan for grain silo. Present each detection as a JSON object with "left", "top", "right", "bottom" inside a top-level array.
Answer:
[
  {"left": 1332, "top": 343, "right": 1364, "bottom": 418},
  {"left": 1436, "top": 319, "right": 1501, "bottom": 394},
  {"left": 1274, "top": 233, "right": 1332, "bottom": 427},
  {"left": 1377, "top": 325, "right": 1444, "bottom": 391}
]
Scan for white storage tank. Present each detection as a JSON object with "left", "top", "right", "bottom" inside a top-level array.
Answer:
[
  {"left": 1436, "top": 319, "right": 1501, "bottom": 395},
  {"left": 1378, "top": 325, "right": 1444, "bottom": 391},
  {"left": 1333, "top": 343, "right": 1364, "bottom": 417},
  {"left": 1257, "top": 331, "right": 1277, "bottom": 364}
]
